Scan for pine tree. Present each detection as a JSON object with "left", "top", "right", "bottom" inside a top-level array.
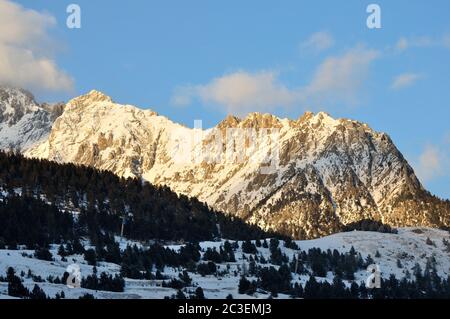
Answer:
[
  {"left": 238, "top": 276, "right": 251, "bottom": 294},
  {"left": 7, "top": 267, "right": 29, "bottom": 298},
  {"left": 176, "top": 290, "right": 186, "bottom": 299},
  {"left": 29, "top": 285, "right": 47, "bottom": 300},
  {"left": 242, "top": 240, "right": 257, "bottom": 254},
  {"left": 194, "top": 287, "right": 205, "bottom": 299},
  {"left": 84, "top": 249, "right": 97, "bottom": 266}
]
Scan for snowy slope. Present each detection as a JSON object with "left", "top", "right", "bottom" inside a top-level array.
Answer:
[{"left": 0, "top": 228, "right": 449, "bottom": 299}]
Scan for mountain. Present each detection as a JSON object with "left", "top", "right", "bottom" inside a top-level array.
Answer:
[
  {"left": 0, "top": 151, "right": 271, "bottom": 243},
  {"left": 0, "top": 87, "right": 63, "bottom": 152},
  {"left": 20, "top": 90, "right": 450, "bottom": 238}
]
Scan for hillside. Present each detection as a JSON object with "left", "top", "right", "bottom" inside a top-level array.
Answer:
[
  {"left": 0, "top": 151, "right": 271, "bottom": 243},
  {"left": 1, "top": 228, "right": 449, "bottom": 299}
]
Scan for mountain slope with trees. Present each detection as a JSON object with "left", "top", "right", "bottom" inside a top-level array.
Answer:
[{"left": 0, "top": 151, "right": 273, "bottom": 244}]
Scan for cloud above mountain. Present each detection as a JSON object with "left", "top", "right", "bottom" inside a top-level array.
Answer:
[
  {"left": 0, "top": 0, "right": 73, "bottom": 92},
  {"left": 395, "top": 34, "right": 450, "bottom": 52},
  {"left": 300, "top": 31, "right": 335, "bottom": 53},
  {"left": 172, "top": 71, "right": 295, "bottom": 115},
  {"left": 415, "top": 142, "right": 449, "bottom": 183},
  {"left": 172, "top": 46, "right": 379, "bottom": 115},
  {"left": 391, "top": 73, "right": 421, "bottom": 90}
]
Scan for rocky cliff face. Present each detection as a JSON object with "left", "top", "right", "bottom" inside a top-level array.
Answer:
[
  {"left": 23, "top": 90, "right": 450, "bottom": 238},
  {"left": 0, "top": 87, "right": 63, "bottom": 152}
]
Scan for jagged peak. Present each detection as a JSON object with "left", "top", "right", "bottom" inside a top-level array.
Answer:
[
  {"left": 297, "top": 111, "right": 314, "bottom": 122},
  {"left": 244, "top": 112, "right": 279, "bottom": 120},
  {"left": 296, "top": 111, "right": 337, "bottom": 127},
  {"left": 0, "top": 86, "right": 36, "bottom": 104},
  {"left": 241, "top": 112, "right": 283, "bottom": 128},
  {"left": 315, "top": 111, "right": 333, "bottom": 118},
  {"left": 217, "top": 114, "right": 242, "bottom": 129},
  {"left": 70, "top": 89, "right": 113, "bottom": 106},
  {"left": 84, "top": 89, "right": 113, "bottom": 102},
  {"left": 0, "top": 86, "right": 40, "bottom": 125}
]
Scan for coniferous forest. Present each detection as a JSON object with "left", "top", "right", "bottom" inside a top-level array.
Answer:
[{"left": 0, "top": 151, "right": 274, "bottom": 247}]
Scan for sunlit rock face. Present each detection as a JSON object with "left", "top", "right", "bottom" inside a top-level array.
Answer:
[{"left": 24, "top": 90, "right": 450, "bottom": 238}]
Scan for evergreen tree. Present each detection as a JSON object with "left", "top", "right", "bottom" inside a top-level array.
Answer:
[
  {"left": 194, "top": 287, "right": 205, "bottom": 299},
  {"left": 242, "top": 240, "right": 257, "bottom": 254},
  {"left": 84, "top": 249, "right": 97, "bottom": 266},
  {"left": 29, "top": 285, "right": 47, "bottom": 300},
  {"left": 7, "top": 267, "right": 29, "bottom": 298}
]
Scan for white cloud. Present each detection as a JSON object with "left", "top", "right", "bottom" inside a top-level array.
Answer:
[
  {"left": 391, "top": 73, "right": 421, "bottom": 90},
  {"left": 300, "top": 31, "right": 334, "bottom": 53},
  {"left": 301, "top": 46, "right": 379, "bottom": 105},
  {"left": 172, "top": 71, "right": 296, "bottom": 115},
  {"left": 0, "top": 0, "right": 73, "bottom": 92},
  {"left": 415, "top": 145, "right": 447, "bottom": 182},
  {"left": 172, "top": 46, "right": 379, "bottom": 115},
  {"left": 395, "top": 35, "right": 450, "bottom": 52}
]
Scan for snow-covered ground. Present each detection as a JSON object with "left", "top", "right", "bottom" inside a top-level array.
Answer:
[{"left": 1, "top": 227, "right": 449, "bottom": 299}]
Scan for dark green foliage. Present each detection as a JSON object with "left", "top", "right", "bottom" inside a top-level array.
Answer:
[
  {"left": 7, "top": 267, "right": 29, "bottom": 298},
  {"left": 220, "top": 241, "right": 236, "bottom": 262},
  {"left": 0, "top": 151, "right": 272, "bottom": 243},
  {"left": 203, "top": 248, "right": 222, "bottom": 263},
  {"left": 197, "top": 262, "right": 217, "bottom": 276},
  {"left": 175, "top": 290, "right": 186, "bottom": 299},
  {"left": 238, "top": 276, "right": 257, "bottom": 295},
  {"left": 34, "top": 246, "right": 53, "bottom": 261},
  {"left": 0, "top": 196, "right": 74, "bottom": 247},
  {"left": 163, "top": 278, "right": 187, "bottom": 290},
  {"left": 343, "top": 219, "right": 397, "bottom": 234},
  {"left": 295, "top": 247, "right": 365, "bottom": 280},
  {"left": 284, "top": 237, "right": 299, "bottom": 250},
  {"left": 242, "top": 240, "right": 257, "bottom": 254},
  {"left": 84, "top": 249, "right": 97, "bottom": 266},
  {"left": 29, "top": 284, "right": 48, "bottom": 300},
  {"left": 299, "top": 272, "right": 450, "bottom": 299},
  {"left": 81, "top": 272, "right": 125, "bottom": 292},
  {"left": 269, "top": 239, "right": 288, "bottom": 266},
  {"left": 179, "top": 271, "right": 192, "bottom": 286},
  {"left": 193, "top": 287, "right": 205, "bottom": 299},
  {"left": 259, "top": 265, "right": 291, "bottom": 294}
]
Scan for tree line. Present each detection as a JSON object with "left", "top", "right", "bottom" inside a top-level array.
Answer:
[{"left": 0, "top": 151, "right": 275, "bottom": 245}]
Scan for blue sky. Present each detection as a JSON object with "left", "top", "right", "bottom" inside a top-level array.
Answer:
[{"left": 4, "top": 0, "right": 450, "bottom": 198}]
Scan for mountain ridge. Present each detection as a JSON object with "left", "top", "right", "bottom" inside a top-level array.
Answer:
[
  {"left": 1, "top": 88, "right": 448, "bottom": 238},
  {"left": 0, "top": 87, "right": 63, "bottom": 152}
]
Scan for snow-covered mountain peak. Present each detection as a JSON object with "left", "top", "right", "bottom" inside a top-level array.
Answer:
[
  {"left": 65, "top": 90, "right": 162, "bottom": 119},
  {"left": 0, "top": 86, "right": 58, "bottom": 152},
  {"left": 0, "top": 86, "right": 40, "bottom": 125},
  {"left": 68, "top": 89, "right": 113, "bottom": 108},
  {"left": 19, "top": 92, "right": 450, "bottom": 239},
  {"left": 303, "top": 111, "right": 338, "bottom": 128}
]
